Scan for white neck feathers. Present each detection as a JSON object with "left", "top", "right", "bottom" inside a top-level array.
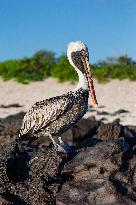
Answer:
[
  {"left": 74, "top": 67, "right": 88, "bottom": 91},
  {"left": 67, "top": 54, "right": 88, "bottom": 91}
]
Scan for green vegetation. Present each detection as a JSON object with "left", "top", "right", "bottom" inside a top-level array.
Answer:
[
  {"left": 92, "top": 56, "right": 136, "bottom": 82},
  {"left": 0, "top": 51, "right": 136, "bottom": 84},
  {"left": 51, "top": 55, "right": 78, "bottom": 82}
]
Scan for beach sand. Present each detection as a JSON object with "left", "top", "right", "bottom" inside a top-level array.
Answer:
[{"left": 0, "top": 77, "right": 136, "bottom": 125}]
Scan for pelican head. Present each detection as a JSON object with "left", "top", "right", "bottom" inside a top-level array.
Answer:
[
  {"left": 67, "top": 41, "right": 89, "bottom": 72},
  {"left": 67, "top": 41, "right": 98, "bottom": 107}
]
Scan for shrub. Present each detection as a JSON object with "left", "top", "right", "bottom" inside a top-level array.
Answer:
[{"left": 0, "top": 52, "right": 135, "bottom": 83}]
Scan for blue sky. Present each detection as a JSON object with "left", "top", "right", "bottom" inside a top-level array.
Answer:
[{"left": 0, "top": 0, "right": 135, "bottom": 63}]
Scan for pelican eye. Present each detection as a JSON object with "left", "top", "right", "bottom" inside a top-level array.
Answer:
[
  {"left": 80, "top": 49, "right": 89, "bottom": 58},
  {"left": 81, "top": 49, "right": 85, "bottom": 52},
  {"left": 80, "top": 49, "right": 86, "bottom": 55},
  {"left": 80, "top": 49, "right": 89, "bottom": 59}
]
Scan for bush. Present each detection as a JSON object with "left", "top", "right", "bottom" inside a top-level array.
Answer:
[
  {"left": 0, "top": 51, "right": 56, "bottom": 84},
  {"left": 0, "top": 52, "right": 135, "bottom": 83},
  {"left": 51, "top": 55, "right": 77, "bottom": 82},
  {"left": 92, "top": 55, "right": 136, "bottom": 82}
]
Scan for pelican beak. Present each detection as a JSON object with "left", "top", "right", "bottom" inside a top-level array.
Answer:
[{"left": 82, "top": 57, "right": 98, "bottom": 107}]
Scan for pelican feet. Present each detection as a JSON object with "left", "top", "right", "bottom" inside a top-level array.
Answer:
[
  {"left": 55, "top": 143, "right": 67, "bottom": 153},
  {"left": 49, "top": 135, "right": 76, "bottom": 154},
  {"left": 55, "top": 143, "right": 76, "bottom": 155}
]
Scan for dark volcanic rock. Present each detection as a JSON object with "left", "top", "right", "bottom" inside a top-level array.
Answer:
[
  {"left": 57, "top": 138, "right": 136, "bottom": 205},
  {"left": 0, "top": 142, "right": 64, "bottom": 205},
  {"left": 0, "top": 112, "right": 25, "bottom": 146},
  {"left": 0, "top": 112, "right": 136, "bottom": 204},
  {"left": 97, "top": 119, "right": 122, "bottom": 141},
  {"left": 62, "top": 116, "right": 99, "bottom": 147},
  {"left": 97, "top": 111, "right": 110, "bottom": 116},
  {"left": 95, "top": 109, "right": 129, "bottom": 117},
  {"left": 0, "top": 104, "right": 23, "bottom": 108},
  {"left": 112, "top": 109, "right": 129, "bottom": 116}
]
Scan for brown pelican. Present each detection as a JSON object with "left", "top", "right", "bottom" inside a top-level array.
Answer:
[{"left": 18, "top": 41, "right": 98, "bottom": 151}]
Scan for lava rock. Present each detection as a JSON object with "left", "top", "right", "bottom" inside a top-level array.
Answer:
[
  {"left": 97, "top": 119, "right": 122, "bottom": 141},
  {"left": 57, "top": 139, "right": 136, "bottom": 205},
  {"left": 0, "top": 142, "right": 64, "bottom": 205},
  {"left": 0, "top": 112, "right": 136, "bottom": 205},
  {"left": 0, "top": 103, "right": 23, "bottom": 108},
  {"left": 0, "top": 112, "right": 25, "bottom": 146}
]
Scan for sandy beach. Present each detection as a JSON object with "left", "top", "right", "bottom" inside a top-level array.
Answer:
[{"left": 0, "top": 77, "right": 136, "bottom": 125}]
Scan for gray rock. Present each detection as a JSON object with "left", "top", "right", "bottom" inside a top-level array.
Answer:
[
  {"left": 0, "top": 142, "right": 63, "bottom": 205},
  {"left": 0, "top": 112, "right": 136, "bottom": 204},
  {"left": 57, "top": 140, "right": 136, "bottom": 205}
]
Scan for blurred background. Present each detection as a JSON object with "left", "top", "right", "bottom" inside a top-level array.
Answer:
[{"left": 0, "top": 0, "right": 136, "bottom": 125}]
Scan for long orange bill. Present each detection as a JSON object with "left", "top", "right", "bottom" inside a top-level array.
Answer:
[{"left": 82, "top": 57, "right": 98, "bottom": 107}]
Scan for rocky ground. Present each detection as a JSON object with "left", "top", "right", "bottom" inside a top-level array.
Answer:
[{"left": 0, "top": 112, "right": 136, "bottom": 205}]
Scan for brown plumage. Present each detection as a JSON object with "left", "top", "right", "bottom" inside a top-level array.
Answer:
[{"left": 19, "top": 95, "right": 70, "bottom": 137}]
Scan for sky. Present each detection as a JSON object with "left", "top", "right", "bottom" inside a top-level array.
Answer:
[{"left": 0, "top": 0, "right": 136, "bottom": 63}]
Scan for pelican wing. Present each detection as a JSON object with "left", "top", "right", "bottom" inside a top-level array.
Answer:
[{"left": 19, "top": 95, "right": 71, "bottom": 136}]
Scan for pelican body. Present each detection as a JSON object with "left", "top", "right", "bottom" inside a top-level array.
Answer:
[{"left": 19, "top": 41, "right": 98, "bottom": 150}]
